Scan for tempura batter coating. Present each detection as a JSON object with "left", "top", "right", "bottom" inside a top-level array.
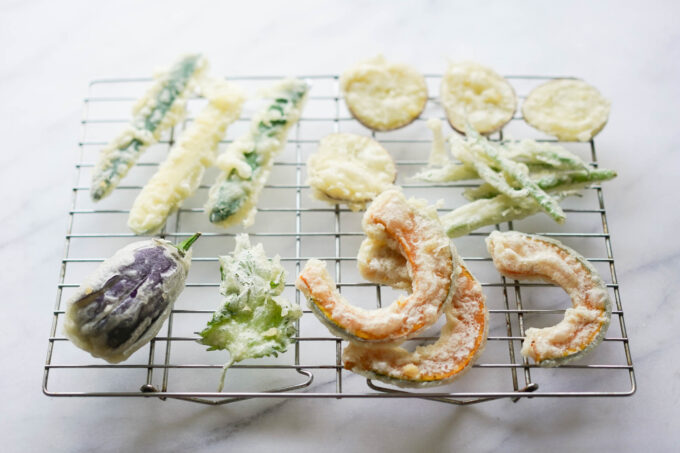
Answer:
[
  {"left": 343, "top": 263, "right": 488, "bottom": 388},
  {"left": 341, "top": 56, "right": 428, "bottom": 131},
  {"left": 296, "top": 189, "right": 456, "bottom": 343},
  {"left": 486, "top": 231, "right": 611, "bottom": 366},
  {"left": 522, "top": 79, "right": 610, "bottom": 141},
  {"left": 440, "top": 61, "right": 516, "bottom": 134},
  {"left": 307, "top": 133, "right": 396, "bottom": 211}
]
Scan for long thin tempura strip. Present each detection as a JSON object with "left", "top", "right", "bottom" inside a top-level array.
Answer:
[
  {"left": 413, "top": 135, "right": 595, "bottom": 183},
  {"left": 501, "top": 139, "right": 593, "bottom": 172},
  {"left": 442, "top": 166, "right": 616, "bottom": 237},
  {"left": 127, "top": 79, "right": 245, "bottom": 234},
  {"left": 466, "top": 126, "right": 566, "bottom": 222},
  {"left": 441, "top": 195, "right": 538, "bottom": 238},
  {"left": 452, "top": 141, "right": 529, "bottom": 199},
  {"left": 464, "top": 168, "right": 617, "bottom": 200},
  {"left": 91, "top": 55, "right": 207, "bottom": 201},
  {"left": 413, "top": 163, "right": 479, "bottom": 183},
  {"left": 205, "top": 78, "right": 309, "bottom": 228}
]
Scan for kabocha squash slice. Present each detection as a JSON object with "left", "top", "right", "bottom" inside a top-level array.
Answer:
[
  {"left": 486, "top": 231, "right": 612, "bottom": 367},
  {"left": 296, "top": 189, "right": 457, "bottom": 343},
  {"left": 343, "top": 263, "right": 488, "bottom": 388}
]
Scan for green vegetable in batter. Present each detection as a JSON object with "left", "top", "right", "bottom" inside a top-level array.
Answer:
[
  {"left": 198, "top": 234, "right": 302, "bottom": 391},
  {"left": 442, "top": 192, "right": 572, "bottom": 238},
  {"left": 91, "top": 54, "right": 206, "bottom": 201},
  {"left": 413, "top": 121, "right": 617, "bottom": 236},
  {"left": 465, "top": 126, "right": 566, "bottom": 222},
  {"left": 464, "top": 168, "right": 617, "bottom": 201},
  {"left": 206, "top": 79, "right": 309, "bottom": 227}
]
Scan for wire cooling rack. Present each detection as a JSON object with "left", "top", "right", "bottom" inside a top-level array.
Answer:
[{"left": 44, "top": 73, "right": 635, "bottom": 405}]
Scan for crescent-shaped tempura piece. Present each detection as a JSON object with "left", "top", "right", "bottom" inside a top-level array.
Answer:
[
  {"left": 343, "top": 263, "right": 488, "bottom": 388},
  {"left": 296, "top": 189, "right": 456, "bottom": 343},
  {"left": 486, "top": 231, "right": 612, "bottom": 367}
]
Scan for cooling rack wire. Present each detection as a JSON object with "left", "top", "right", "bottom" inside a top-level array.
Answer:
[{"left": 44, "top": 73, "right": 635, "bottom": 405}]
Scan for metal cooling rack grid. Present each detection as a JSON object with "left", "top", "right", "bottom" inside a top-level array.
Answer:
[{"left": 44, "top": 73, "right": 635, "bottom": 405}]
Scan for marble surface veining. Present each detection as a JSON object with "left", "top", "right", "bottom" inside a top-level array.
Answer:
[{"left": 1, "top": 0, "right": 679, "bottom": 451}]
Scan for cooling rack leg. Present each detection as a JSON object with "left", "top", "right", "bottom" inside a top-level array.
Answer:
[
  {"left": 293, "top": 107, "right": 309, "bottom": 385},
  {"left": 506, "top": 220, "right": 536, "bottom": 397},
  {"left": 366, "top": 380, "right": 539, "bottom": 405},
  {"left": 590, "top": 140, "right": 636, "bottom": 393},
  {"left": 157, "top": 125, "right": 179, "bottom": 401},
  {"left": 497, "top": 222, "right": 521, "bottom": 394},
  {"left": 138, "top": 369, "right": 315, "bottom": 406}
]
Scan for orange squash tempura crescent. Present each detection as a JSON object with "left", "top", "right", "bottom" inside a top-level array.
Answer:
[
  {"left": 343, "top": 263, "right": 488, "bottom": 388},
  {"left": 486, "top": 231, "right": 612, "bottom": 367},
  {"left": 296, "top": 189, "right": 456, "bottom": 343}
]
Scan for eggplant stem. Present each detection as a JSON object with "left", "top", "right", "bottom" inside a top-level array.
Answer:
[{"left": 176, "top": 232, "right": 201, "bottom": 254}]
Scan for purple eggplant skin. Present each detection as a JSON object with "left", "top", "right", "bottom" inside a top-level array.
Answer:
[{"left": 63, "top": 234, "right": 200, "bottom": 363}]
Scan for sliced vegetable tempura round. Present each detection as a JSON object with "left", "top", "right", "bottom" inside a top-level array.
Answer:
[
  {"left": 307, "top": 133, "right": 396, "bottom": 211},
  {"left": 522, "top": 79, "right": 610, "bottom": 141},
  {"left": 341, "top": 55, "right": 428, "bottom": 131},
  {"left": 343, "top": 263, "right": 488, "bottom": 388},
  {"left": 486, "top": 231, "right": 612, "bottom": 367},
  {"left": 440, "top": 61, "right": 516, "bottom": 134},
  {"left": 296, "top": 189, "right": 457, "bottom": 343}
]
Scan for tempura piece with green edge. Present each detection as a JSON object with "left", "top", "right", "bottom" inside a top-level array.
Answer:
[
  {"left": 91, "top": 54, "right": 207, "bottom": 201},
  {"left": 198, "top": 234, "right": 302, "bottom": 391},
  {"left": 206, "top": 78, "right": 309, "bottom": 228}
]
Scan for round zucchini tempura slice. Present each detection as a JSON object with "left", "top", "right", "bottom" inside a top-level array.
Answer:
[
  {"left": 486, "top": 231, "right": 612, "bottom": 367},
  {"left": 343, "top": 263, "right": 488, "bottom": 388},
  {"left": 522, "top": 79, "right": 610, "bottom": 141},
  {"left": 307, "top": 133, "right": 396, "bottom": 211},
  {"left": 296, "top": 189, "right": 457, "bottom": 343},
  {"left": 340, "top": 56, "right": 428, "bottom": 131},
  {"left": 440, "top": 61, "right": 517, "bottom": 134}
]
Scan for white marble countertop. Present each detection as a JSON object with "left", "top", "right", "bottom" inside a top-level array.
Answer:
[{"left": 2, "top": 0, "right": 679, "bottom": 451}]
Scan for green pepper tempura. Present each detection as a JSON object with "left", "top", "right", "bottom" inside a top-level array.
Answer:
[
  {"left": 91, "top": 54, "right": 207, "bottom": 201},
  {"left": 205, "top": 78, "right": 309, "bottom": 228}
]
